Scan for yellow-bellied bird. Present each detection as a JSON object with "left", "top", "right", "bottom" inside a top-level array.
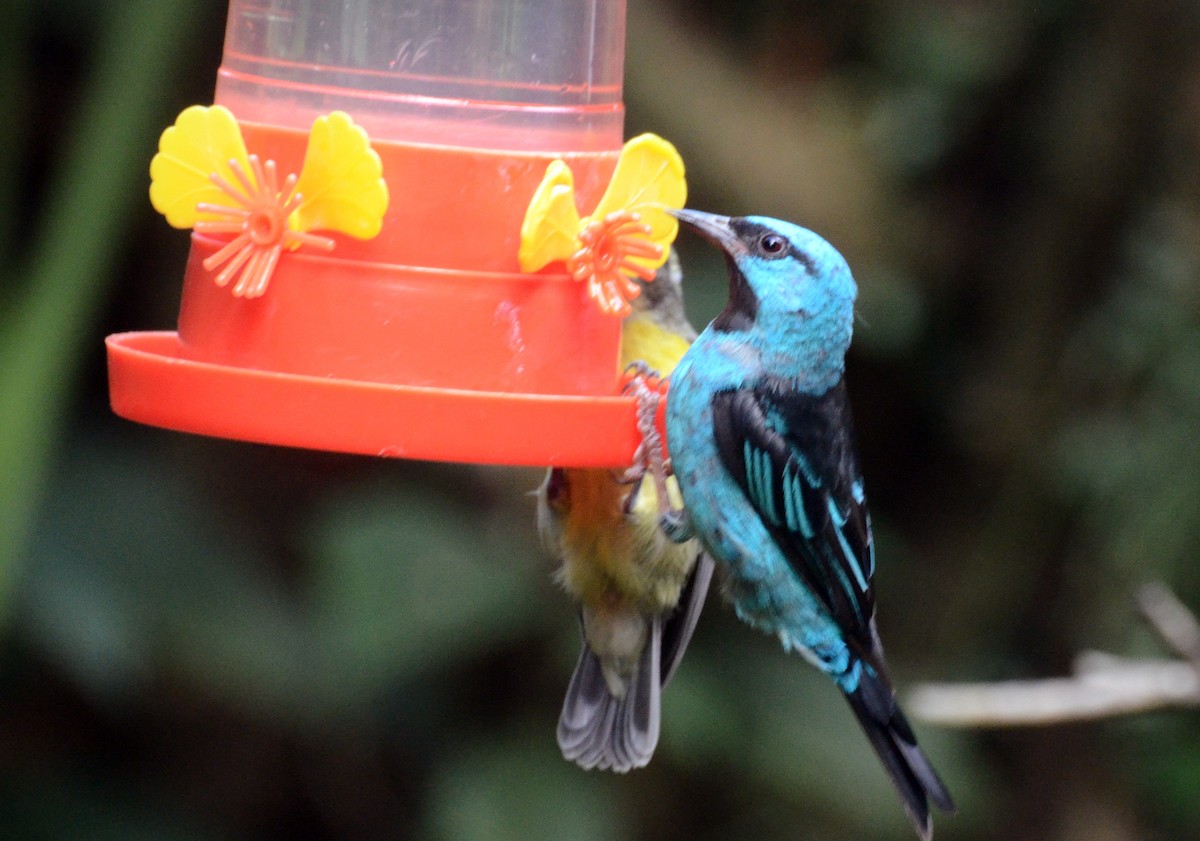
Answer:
[{"left": 538, "top": 254, "right": 714, "bottom": 772}]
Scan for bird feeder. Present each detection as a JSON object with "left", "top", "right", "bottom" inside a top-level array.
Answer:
[{"left": 106, "top": 0, "right": 685, "bottom": 467}]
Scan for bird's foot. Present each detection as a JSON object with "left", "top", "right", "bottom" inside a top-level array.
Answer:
[
  {"left": 619, "top": 364, "right": 674, "bottom": 518},
  {"left": 659, "top": 509, "right": 693, "bottom": 543},
  {"left": 617, "top": 441, "right": 647, "bottom": 487},
  {"left": 621, "top": 361, "right": 665, "bottom": 393}
]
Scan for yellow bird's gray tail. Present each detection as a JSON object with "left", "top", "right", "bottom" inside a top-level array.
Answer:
[
  {"left": 557, "top": 553, "right": 714, "bottom": 772},
  {"left": 557, "top": 615, "right": 662, "bottom": 772}
]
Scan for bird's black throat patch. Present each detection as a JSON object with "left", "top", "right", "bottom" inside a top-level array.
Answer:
[{"left": 712, "top": 254, "right": 758, "bottom": 333}]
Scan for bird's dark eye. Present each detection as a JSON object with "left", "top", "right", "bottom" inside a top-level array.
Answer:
[{"left": 759, "top": 233, "right": 787, "bottom": 255}]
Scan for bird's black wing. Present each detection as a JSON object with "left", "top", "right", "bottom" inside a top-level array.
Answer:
[
  {"left": 711, "top": 377, "right": 879, "bottom": 658},
  {"left": 659, "top": 551, "right": 715, "bottom": 688}
]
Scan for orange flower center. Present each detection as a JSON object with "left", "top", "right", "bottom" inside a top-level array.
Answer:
[
  {"left": 248, "top": 204, "right": 287, "bottom": 246},
  {"left": 193, "top": 155, "right": 333, "bottom": 298},
  {"left": 567, "top": 210, "right": 664, "bottom": 316}
]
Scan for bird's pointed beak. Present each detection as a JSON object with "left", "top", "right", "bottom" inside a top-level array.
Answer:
[{"left": 669, "top": 208, "right": 746, "bottom": 255}]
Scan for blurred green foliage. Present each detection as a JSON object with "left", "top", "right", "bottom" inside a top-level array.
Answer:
[
  {"left": 5, "top": 0, "right": 1200, "bottom": 839},
  {"left": 0, "top": 0, "right": 211, "bottom": 617}
]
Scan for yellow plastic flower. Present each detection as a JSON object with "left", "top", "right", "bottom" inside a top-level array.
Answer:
[
  {"left": 292, "top": 111, "right": 388, "bottom": 240},
  {"left": 519, "top": 133, "right": 687, "bottom": 317},
  {"left": 149, "top": 105, "right": 388, "bottom": 298},
  {"left": 149, "top": 105, "right": 252, "bottom": 229}
]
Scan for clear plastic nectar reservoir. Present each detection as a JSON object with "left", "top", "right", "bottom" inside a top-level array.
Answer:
[{"left": 216, "top": 0, "right": 626, "bottom": 150}]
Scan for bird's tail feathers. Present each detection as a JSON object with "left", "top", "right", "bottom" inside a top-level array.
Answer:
[
  {"left": 844, "top": 664, "right": 955, "bottom": 841},
  {"left": 557, "top": 617, "right": 662, "bottom": 773}
]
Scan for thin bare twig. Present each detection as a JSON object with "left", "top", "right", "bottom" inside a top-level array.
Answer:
[
  {"left": 1137, "top": 582, "right": 1200, "bottom": 669},
  {"left": 908, "top": 583, "right": 1200, "bottom": 728}
]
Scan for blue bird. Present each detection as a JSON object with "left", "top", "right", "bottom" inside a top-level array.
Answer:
[{"left": 662, "top": 210, "right": 954, "bottom": 839}]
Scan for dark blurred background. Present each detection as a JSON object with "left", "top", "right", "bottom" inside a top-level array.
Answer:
[{"left": 5, "top": 0, "right": 1200, "bottom": 838}]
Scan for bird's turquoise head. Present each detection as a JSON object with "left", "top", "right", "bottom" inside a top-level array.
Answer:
[{"left": 673, "top": 209, "right": 857, "bottom": 388}]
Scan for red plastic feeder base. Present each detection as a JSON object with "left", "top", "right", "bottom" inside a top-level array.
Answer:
[
  {"left": 119, "top": 114, "right": 652, "bottom": 466},
  {"left": 106, "top": 331, "right": 649, "bottom": 467}
]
